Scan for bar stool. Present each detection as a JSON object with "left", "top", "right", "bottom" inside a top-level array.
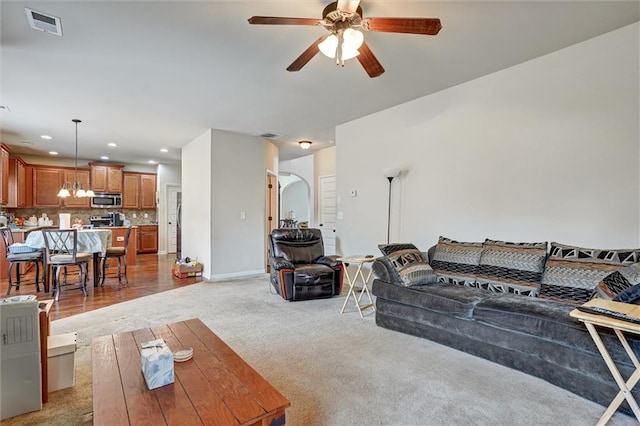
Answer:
[{"left": 101, "top": 226, "right": 132, "bottom": 287}]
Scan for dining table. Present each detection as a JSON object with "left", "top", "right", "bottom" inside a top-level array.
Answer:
[{"left": 25, "top": 228, "right": 113, "bottom": 289}]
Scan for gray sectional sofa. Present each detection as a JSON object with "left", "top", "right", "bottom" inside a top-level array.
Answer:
[{"left": 371, "top": 237, "right": 640, "bottom": 414}]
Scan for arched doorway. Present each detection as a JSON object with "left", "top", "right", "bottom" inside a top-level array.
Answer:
[{"left": 279, "top": 173, "right": 311, "bottom": 227}]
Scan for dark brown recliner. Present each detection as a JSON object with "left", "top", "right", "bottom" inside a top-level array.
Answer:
[{"left": 269, "top": 228, "right": 343, "bottom": 301}]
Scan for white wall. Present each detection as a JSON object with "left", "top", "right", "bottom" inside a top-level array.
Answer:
[
  {"left": 210, "top": 130, "right": 267, "bottom": 277},
  {"left": 182, "top": 129, "right": 268, "bottom": 279},
  {"left": 182, "top": 129, "right": 213, "bottom": 277},
  {"left": 337, "top": 23, "right": 640, "bottom": 255}
]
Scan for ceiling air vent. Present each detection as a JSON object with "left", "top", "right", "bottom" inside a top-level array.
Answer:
[
  {"left": 25, "top": 8, "right": 63, "bottom": 36},
  {"left": 254, "top": 132, "right": 282, "bottom": 139}
]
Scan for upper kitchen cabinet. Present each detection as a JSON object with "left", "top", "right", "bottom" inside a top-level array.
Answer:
[
  {"left": 61, "top": 170, "right": 91, "bottom": 208},
  {"left": 90, "top": 163, "right": 124, "bottom": 193},
  {"left": 140, "top": 174, "right": 156, "bottom": 208},
  {"left": 0, "top": 144, "right": 9, "bottom": 205},
  {"left": 7, "top": 157, "right": 27, "bottom": 208},
  {"left": 122, "top": 174, "right": 139, "bottom": 208},
  {"left": 33, "top": 167, "right": 62, "bottom": 207},
  {"left": 123, "top": 172, "right": 156, "bottom": 209}
]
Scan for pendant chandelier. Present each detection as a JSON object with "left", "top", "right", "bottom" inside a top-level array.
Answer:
[{"left": 57, "top": 119, "right": 95, "bottom": 198}]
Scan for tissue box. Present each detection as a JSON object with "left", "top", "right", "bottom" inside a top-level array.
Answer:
[{"left": 140, "top": 339, "right": 174, "bottom": 390}]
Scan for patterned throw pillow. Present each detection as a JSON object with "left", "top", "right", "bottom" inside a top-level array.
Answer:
[
  {"left": 378, "top": 243, "right": 437, "bottom": 286},
  {"left": 476, "top": 239, "right": 548, "bottom": 296},
  {"left": 540, "top": 242, "right": 640, "bottom": 303},
  {"left": 594, "top": 263, "right": 640, "bottom": 300},
  {"left": 430, "top": 236, "right": 483, "bottom": 287}
]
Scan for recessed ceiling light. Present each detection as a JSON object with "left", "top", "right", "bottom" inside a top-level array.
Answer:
[
  {"left": 148, "top": 160, "right": 156, "bottom": 164},
  {"left": 107, "top": 142, "right": 117, "bottom": 147},
  {"left": 49, "top": 151, "right": 58, "bottom": 155},
  {"left": 160, "top": 148, "right": 168, "bottom": 153},
  {"left": 101, "top": 156, "right": 109, "bottom": 160},
  {"left": 41, "top": 135, "right": 52, "bottom": 140}
]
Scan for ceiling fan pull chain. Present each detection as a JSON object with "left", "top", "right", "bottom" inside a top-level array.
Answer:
[{"left": 336, "top": 32, "right": 344, "bottom": 66}]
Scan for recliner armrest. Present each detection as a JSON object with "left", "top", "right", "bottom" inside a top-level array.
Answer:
[
  {"left": 316, "top": 255, "right": 342, "bottom": 268},
  {"left": 270, "top": 256, "right": 294, "bottom": 270}
]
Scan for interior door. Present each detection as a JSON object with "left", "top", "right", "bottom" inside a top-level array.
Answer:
[
  {"left": 319, "top": 175, "right": 337, "bottom": 255},
  {"left": 167, "top": 185, "right": 181, "bottom": 254}
]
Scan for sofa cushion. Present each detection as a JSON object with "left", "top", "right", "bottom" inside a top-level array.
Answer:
[
  {"left": 594, "top": 263, "right": 640, "bottom": 300},
  {"left": 475, "top": 239, "right": 547, "bottom": 296},
  {"left": 472, "top": 292, "right": 640, "bottom": 365},
  {"left": 614, "top": 284, "right": 640, "bottom": 304},
  {"left": 540, "top": 243, "right": 640, "bottom": 304},
  {"left": 378, "top": 243, "right": 437, "bottom": 286},
  {"left": 372, "top": 279, "right": 489, "bottom": 319},
  {"left": 430, "top": 236, "right": 483, "bottom": 287}
]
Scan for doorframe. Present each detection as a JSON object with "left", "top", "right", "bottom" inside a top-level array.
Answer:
[{"left": 265, "top": 171, "right": 278, "bottom": 272}]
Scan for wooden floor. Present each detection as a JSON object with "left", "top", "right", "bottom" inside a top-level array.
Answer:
[{"left": 0, "top": 254, "right": 203, "bottom": 321}]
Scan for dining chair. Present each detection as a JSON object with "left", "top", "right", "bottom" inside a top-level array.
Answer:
[
  {"left": 0, "top": 227, "right": 45, "bottom": 295},
  {"left": 42, "top": 229, "right": 92, "bottom": 301},
  {"left": 101, "top": 226, "right": 132, "bottom": 287}
]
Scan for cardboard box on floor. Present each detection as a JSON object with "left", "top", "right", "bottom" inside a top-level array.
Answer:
[{"left": 173, "top": 262, "right": 203, "bottom": 278}]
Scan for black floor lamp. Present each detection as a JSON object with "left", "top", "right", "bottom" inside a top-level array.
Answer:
[{"left": 382, "top": 167, "right": 400, "bottom": 244}]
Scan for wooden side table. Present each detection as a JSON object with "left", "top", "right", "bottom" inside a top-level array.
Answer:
[
  {"left": 570, "top": 299, "right": 640, "bottom": 425},
  {"left": 38, "top": 299, "right": 54, "bottom": 403},
  {"left": 337, "top": 255, "right": 376, "bottom": 317}
]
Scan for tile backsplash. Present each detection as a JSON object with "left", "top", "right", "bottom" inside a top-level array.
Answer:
[{"left": 3, "top": 208, "right": 157, "bottom": 226}]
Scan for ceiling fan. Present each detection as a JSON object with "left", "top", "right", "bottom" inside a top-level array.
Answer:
[{"left": 248, "top": 0, "right": 442, "bottom": 78}]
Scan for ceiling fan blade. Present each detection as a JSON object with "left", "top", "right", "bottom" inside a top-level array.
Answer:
[
  {"left": 357, "top": 42, "right": 385, "bottom": 78},
  {"left": 337, "top": 0, "right": 361, "bottom": 14},
  {"left": 248, "top": 16, "right": 321, "bottom": 26},
  {"left": 364, "top": 17, "right": 442, "bottom": 35},
  {"left": 287, "top": 36, "right": 328, "bottom": 72}
]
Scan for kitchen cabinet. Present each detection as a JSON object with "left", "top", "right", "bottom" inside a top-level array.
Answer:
[
  {"left": 90, "top": 163, "right": 123, "bottom": 193},
  {"left": 123, "top": 172, "right": 156, "bottom": 209},
  {"left": 7, "top": 157, "right": 27, "bottom": 208},
  {"left": 122, "top": 174, "right": 139, "bottom": 208},
  {"left": 0, "top": 144, "right": 9, "bottom": 205},
  {"left": 140, "top": 174, "right": 156, "bottom": 208},
  {"left": 61, "top": 170, "right": 91, "bottom": 208},
  {"left": 137, "top": 225, "right": 158, "bottom": 253},
  {"left": 33, "top": 167, "right": 63, "bottom": 207}
]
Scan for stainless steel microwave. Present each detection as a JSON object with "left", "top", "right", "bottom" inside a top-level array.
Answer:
[{"left": 91, "top": 192, "right": 122, "bottom": 208}]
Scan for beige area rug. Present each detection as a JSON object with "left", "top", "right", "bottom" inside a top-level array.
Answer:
[{"left": 4, "top": 275, "right": 636, "bottom": 425}]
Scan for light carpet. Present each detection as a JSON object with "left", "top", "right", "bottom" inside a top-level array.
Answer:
[{"left": 4, "top": 275, "right": 636, "bottom": 425}]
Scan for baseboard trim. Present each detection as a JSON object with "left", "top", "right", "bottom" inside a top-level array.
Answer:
[{"left": 208, "top": 269, "right": 266, "bottom": 281}]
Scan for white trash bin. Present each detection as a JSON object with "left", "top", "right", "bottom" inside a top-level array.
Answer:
[{"left": 47, "top": 332, "right": 77, "bottom": 392}]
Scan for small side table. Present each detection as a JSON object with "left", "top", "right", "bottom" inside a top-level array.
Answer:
[
  {"left": 337, "top": 255, "right": 376, "bottom": 317},
  {"left": 570, "top": 299, "right": 640, "bottom": 425},
  {"left": 38, "top": 299, "right": 54, "bottom": 404}
]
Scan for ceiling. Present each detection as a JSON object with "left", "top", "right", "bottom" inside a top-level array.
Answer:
[{"left": 1, "top": 1, "right": 638, "bottom": 165}]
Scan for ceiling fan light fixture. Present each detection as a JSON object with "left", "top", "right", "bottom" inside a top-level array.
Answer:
[
  {"left": 319, "top": 34, "right": 338, "bottom": 58},
  {"left": 319, "top": 29, "right": 363, "bottom": 61},
  {"left": 343, "top": 28, "right": 364, "bottom": 50}
]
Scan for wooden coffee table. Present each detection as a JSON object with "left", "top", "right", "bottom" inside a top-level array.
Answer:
[{"left": 91, "top": 318, "right": 290, "bottom": 425}]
